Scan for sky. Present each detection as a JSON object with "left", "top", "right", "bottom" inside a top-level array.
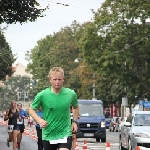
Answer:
[{"left": 3, "top": 0, "right": 105, "bottom": 66}]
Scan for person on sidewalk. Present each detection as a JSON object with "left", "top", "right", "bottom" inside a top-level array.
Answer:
[
  {"left": 29, "top": 115, "right": 33, "bottom": 127},
  {"left": 4, "top": 100, "right": 21, "bottom": 150},
  {"left": 36, "top": 107, "right": 43, "bottom": 150},
  {"left": 29, "top": 67, "right": 79, "bottom": 150},
  {"left": 17, "top": 103, "right": 28, "bottom": 149}
]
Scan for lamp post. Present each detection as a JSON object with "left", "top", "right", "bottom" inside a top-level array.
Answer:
[
  {"left": 146, "top": 18, "right": 150, "bottom": 25},
  {"left": 74, "top": 58, "right": 96, "bottom": 99}
]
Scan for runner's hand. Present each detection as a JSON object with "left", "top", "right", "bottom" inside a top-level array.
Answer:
[
  {"left": 38, "top": 118, "right": 48, "bottom": 128},
  {"left": 72, "top": 122, "right": 78, "bottom": 132},
  {"left": 19, "top": 116, "right": 22, "bottom": 121},
  {"left": 9, "top": 114, "right": 13, "bottom": 118}
]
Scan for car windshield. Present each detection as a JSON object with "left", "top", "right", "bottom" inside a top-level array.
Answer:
[
  {"left": 134, "top": 114, "right": 150, "bottom": 126},
  {"left": 79, "top": 103, "right": 103, "bottom": 117}
]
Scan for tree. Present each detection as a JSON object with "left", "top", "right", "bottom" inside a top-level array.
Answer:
[
  {"left": 79, "top": 0, "right": 150, "bottom": 104},
  {"left": 0, "top": 31, "right": 15, "bottom": 80},
  {"left": 0, "top": 75, "right": 35, "bottom": 110},
  {"left": 26, "top": 21, "right": 81, "bottom": 89},
  {"left": 0, "top": 0, "right": 47, "bottom": 24},
  {"left": 26, "top": 21, "right": 97, "bottom": 98}
]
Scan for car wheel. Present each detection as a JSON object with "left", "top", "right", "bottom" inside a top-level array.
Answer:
[
  {"left": 128, "top": 139, "right": 132, "bottom": 150},
  {"left": 112, "top": 127, "right": 114, "bottom": 132},
  {"left": 101, "top": 137, "right": 106, "bottom": 143},
  {"left": 116, "top": 127, "right": 118, "bottom": 132},
  {"left": 96, "top": 138, "right": 100, "bottom": 142},
  {"left": 119, "top": 140, "right": 127, "bottom": 150},
  {"left": 109, "top": 127, "right": 111, "bottom": 132}
]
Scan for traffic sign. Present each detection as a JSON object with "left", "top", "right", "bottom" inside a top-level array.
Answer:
[
  {"left": 139, "top": 100, "right": 144, "bottom": 106},
  {"left": 144, "top": 101, "right": 150, "bottom": 108}
]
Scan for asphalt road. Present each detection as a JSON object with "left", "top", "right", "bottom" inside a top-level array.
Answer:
[
  {"left": 0, "top": 124, "right": 38, "bottom": 150},
  {"left": 76, "top": 129, "right": 119, "bottom": 150},
  {"left": 0, "top": 118, "right": 119, "bottom": 150}
]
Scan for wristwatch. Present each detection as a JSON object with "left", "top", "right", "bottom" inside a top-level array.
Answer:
[{"left": 72, "top": 120, "right": 78, "bottom": 124}]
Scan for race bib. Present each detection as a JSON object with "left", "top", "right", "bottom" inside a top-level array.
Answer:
[
  {"left": 17, "top": 119, "right": 23, "bottom": 124},
  {"left": 49, "top": 137, "right": 67, "bottom": 144},
  {"left": 7, "top": 125, "right": 14, "bottom": 132},
  {"left": 70, "top": 113, "right": 73, "bottom": 119}
]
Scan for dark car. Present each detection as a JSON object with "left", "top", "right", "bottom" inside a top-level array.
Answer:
[
  {"left": 76, "top": 100, "right": 106, "bottom": 142},
  {"left": 105, "top": 117, "right": 112, "bottom": 129}
]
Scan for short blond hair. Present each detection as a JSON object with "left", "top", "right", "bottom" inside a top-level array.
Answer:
[
  {"left": 49, "top": 67, "right": 64, "bottom": 77},
  {"left": 11, "top": 100, "right": 16, "bottom": 104}
]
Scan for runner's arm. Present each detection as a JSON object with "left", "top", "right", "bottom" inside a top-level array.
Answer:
[
  {"left": 28, "top": 107, "right": 41, "bottom": 123},
  {"left": 72, "top": 105, "right": 79, "bottom": 121},
  {"left": 24, "top": 111, "right": 28, "bottom": 119},
  {"left": 4, "top": 109, "right": 10, "bottom": 121}
]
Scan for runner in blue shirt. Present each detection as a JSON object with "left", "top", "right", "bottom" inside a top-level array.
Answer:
[
  {"left": 17, "top": 103, "right": 28, "bottom": 149},
  {"left": 36, "top": 107, "right": 43, "bottom": 150}
]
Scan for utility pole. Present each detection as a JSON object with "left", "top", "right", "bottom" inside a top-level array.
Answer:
[{"left": 92, "top": 73, "right": 96, "bottom": 100}]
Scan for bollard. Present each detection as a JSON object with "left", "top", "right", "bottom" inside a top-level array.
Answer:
[
  {"left": 106, "top": 142, "right": 110, "bottom": 150},
  {"left": 30, "top": 129, "right": 35, "bottom": 139},
  {"left": 136, "top": 146, "right": 140, "bottom": 150},
  {"left": 83, "top": 140, "right": 88, "bottom": 150}
]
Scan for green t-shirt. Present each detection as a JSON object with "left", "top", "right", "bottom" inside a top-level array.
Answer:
[{"left": 31, "top": 87, "right": 78, "bottom": 140}]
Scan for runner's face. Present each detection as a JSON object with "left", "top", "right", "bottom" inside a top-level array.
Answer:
[
  {"left": 49, "top": 72, "right": 64, "bottom": 90},
  {"left": 17, "top": 104, "right": 22, "bottom": 110},
  {"left": 11, "top": 101, "right": 16, "bottom": 108}
]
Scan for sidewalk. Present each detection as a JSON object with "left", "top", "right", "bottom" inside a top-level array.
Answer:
[{"left": 0, "top": 121, "right": 38, "bottom": 150}]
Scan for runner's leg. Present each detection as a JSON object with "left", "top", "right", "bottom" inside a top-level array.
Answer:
[
  {"left": 72, "top": 134, "right": 76, "bottom": 150},
  {"left": 12, "top": 129, "right": 18, "bottom": 150},
  {"left": 36, "top": 126, "right": 43, "bottom": 150}
]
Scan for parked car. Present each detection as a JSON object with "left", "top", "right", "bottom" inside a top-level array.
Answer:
[
  {"left": 119, "top": 111, "right": 150, "bottom": 150},
  {"left": 105, "top": 117, "right": 112, "bottom": 129}
]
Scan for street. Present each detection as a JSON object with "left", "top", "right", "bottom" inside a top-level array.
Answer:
[
  {"left": 0, "top": 118, "right": 119, "bottom": 150},
  {"left": 0, "top": 124, "right": 38, "bottom": 150},
  {"left": 76, "top": 130, "right": 119, "bottom": 150}
]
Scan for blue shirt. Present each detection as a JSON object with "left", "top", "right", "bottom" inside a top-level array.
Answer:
[
  {"left": 18, "top": 109, "right": 28, "bottom": 124},
  {"left": 36, "top": 110, "right": 42, "bottom": 128}
]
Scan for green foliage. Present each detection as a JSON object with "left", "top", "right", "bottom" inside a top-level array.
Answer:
[
  {"left": 79, "top": 0, "right": 150, "bottom": 105},
  {"left": 26, "top": 21, "right": 96, "bottom": 99},
  {"left": 25, "top": 0, "right": 150, "bottom": 105},
  {"left": 0, "top": 75, "right": 37, "bottom": 110},
  {"left": 0, "top": 0, "right": 48, "bottom": 24},
  {"left": 0, "top": 31, "right": 15, "bottom": 80}
]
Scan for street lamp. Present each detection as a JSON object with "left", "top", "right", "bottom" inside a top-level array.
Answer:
[
  {"left": 74, "top": 58, "right": 96, "bottom": 100},
  {"left": 146, "top": 18, "right": 150, "bottom": 25},
  {"left": 74, "top": 58, "right": 82, "bottom": 63}
]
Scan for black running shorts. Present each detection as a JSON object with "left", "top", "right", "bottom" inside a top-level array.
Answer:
[
  {"left": 19, "top": 124, "right": 25, "bottom": 133},
  {"left": 42, "top": 136, "right": 72, "bottom": 150}
]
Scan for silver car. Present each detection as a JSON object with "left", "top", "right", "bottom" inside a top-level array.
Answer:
[{"left": 119, "top": 111, "right": 150, "bottom": 150}]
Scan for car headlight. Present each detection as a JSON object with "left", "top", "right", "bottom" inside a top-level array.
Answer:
[
  {"left": 133, "top": 133, "right": 150, "bottom": 138},
  {"left": 101, "top": 121, "right": 105, "bottom": 128}
]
